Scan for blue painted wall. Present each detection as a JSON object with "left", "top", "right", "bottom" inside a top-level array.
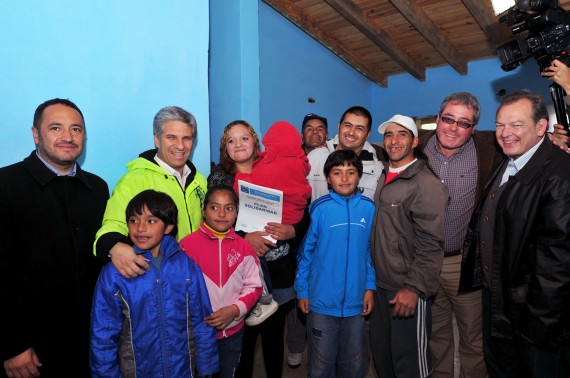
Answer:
[
  {"left": 3, "top": 0, "right": 558, "bottom": 183},
  {"left": 209, "top": 0, "right": 261, "bottom": 165},
  {"left": 0, "top": 1, "right": 211, "bottom": 190},
  {"left": 258, "top": 2, "right": 374, "bottom": 138},
  {"left": 370, "top": 57, "right": 553, "bottom": 143},
  {"left": 208, "top": 1, "right": 376, "bottom": 165}
]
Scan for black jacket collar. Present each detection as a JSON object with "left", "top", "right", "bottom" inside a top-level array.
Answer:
[
  {"left": 506, "top": 136, "right": 551, "bottom": 185},
  {"left": 23, "top": 151, "right": 93, "bottom": 190}
]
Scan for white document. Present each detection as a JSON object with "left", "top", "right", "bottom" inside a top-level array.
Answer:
[{"left": 235, "top": 180, "right": 283, "bottom": 242}]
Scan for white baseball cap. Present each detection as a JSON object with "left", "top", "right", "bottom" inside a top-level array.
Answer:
[{"left": 378, "top": 114, "right": 418, "bottom": 137}]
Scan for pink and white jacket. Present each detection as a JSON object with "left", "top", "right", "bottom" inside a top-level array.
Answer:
[{"left": 180, "top": 223, "right": 262, "bottom": 339}]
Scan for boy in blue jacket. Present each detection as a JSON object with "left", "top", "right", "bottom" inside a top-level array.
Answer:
[
  {"left": 90, "top": 190, "right": 218, "bottom": 377},
  {"left": 295, "top": 150, "right": 376, "bottom": 378}
]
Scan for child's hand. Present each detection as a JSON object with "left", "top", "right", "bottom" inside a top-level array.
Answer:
[
  {"left": 204, "top": 305, "right": 239, "bottom": 330},
  {"left": 298, "top": 298, "right": 309, "bottom": 314},
  {"left": 361, "top": 290, "right": 374, "bottom": 316}
]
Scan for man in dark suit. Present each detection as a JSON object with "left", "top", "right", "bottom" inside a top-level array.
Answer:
[{"left": 0, "top": 99, "right": 109, "bottom": 377}]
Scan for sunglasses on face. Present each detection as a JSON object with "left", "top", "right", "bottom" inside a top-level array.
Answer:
[{"left": 439, "top": 114, "right": 473, "bottom": 129}]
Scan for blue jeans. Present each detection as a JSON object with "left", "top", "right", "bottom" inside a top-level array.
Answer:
[
  {"left": 307, "top": 311, "right": 365, "bottom": 378},
  {"left": 216, "top": 327, "right": 244, "bottom": 378}
]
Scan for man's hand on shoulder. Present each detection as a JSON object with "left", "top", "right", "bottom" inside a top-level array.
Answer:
[
  {"left": 3, "top": 348, "right": 42, "bottom": 378},
  {"left": 389, "top": 288, "right": 419, "bottom": 318},
  {"left": 109, "top": 242, "right": 149, "bottom": 278}
]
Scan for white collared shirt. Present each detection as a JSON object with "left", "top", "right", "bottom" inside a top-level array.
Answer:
[
  {"left": 154, "top": 154, "right": 191, "bottom": 189},
  {"left": 500, "top": 136, "right": 545, "bottom": 186}
]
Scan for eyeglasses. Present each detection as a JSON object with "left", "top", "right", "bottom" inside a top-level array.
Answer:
[{"left": 439, "top": 114, "right": 473, "bottom": 129}]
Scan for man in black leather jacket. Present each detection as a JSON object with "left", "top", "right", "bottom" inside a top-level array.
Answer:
[{"left": 459, "top": 91, "right": 570, "bottom": 377}]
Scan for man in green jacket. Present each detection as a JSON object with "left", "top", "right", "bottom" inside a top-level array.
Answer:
[{"left": 94, "top": 106, "right": 206, "bottom": 278}]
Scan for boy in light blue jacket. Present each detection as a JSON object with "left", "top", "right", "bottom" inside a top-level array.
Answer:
[{"left": 295, "top": 150, "right": 376, "bottom": 378}]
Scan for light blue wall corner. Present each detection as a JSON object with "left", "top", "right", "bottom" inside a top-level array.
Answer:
[{"left": 0, "top": 1, "right": 211, "bottom": 191}]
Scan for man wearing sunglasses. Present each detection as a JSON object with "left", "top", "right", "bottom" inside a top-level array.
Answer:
[{"left": 417, "top": 92, "right": 499, "bottom": 378}]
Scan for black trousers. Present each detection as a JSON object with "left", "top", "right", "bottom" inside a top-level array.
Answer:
[{"left": 236, "top": 299, "right": 294, "bottom": 378}]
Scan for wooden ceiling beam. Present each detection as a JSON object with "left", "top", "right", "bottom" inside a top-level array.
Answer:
[
  {"left": 462, "top": 0, "right": 510, "bottom": 47},
  {"left": 324, "top": 0, "right": 425, "bottom": 81},
  {"left": 388, "top": 0, "right": 468, "bottom": 75},
  {"left": 262, "top": 0, "right": 388, "bottom": 87}
]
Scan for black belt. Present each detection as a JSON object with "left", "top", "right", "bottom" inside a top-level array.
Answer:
[{"left": 444, "top": 249, "right": 461, "bottom": 258}]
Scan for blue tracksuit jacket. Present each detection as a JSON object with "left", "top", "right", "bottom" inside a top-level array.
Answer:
[
  {"left": 90, "top": 236, "right": 218, "bottom": 377},
  {"left": 295, "top": 190, "right": 376, "bottom": 317}
]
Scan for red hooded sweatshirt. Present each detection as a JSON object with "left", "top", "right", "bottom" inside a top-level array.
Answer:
[{"left": 235, "top": 121, "right": 311, "bottom": 225}]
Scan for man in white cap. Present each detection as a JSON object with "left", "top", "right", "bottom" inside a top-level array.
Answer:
[{"left": 369, "top": 114, "right": 448, "bottom": 378}]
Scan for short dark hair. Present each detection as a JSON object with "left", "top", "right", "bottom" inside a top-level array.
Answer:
[
  {"left": 33, "top": 98, "right": 84, "bottom": 129},
  {"left": 497, "top": 90, "right": 548, "bottom": 124},
  {"left": 339, "top": 106, "right": 372, "bottom": 132},
  {"left": 126, "top": 190, "right": 178, "bottom": 236},
  {"left": 203, "top": 185, "right": 239, "bottom": 209},
  {"left": 324, "top": 150, "right": 363, "bottom": 178}
]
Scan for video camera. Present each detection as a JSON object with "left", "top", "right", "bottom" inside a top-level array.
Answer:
[{"left": 497, "top": 0, "right": 570, "bottom": 72}]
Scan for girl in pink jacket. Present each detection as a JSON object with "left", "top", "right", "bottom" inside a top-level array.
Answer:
[{"left": 180, "top": 185, "right": 262, "bottom": 378}]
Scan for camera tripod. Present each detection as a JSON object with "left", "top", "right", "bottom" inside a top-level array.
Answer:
[{"left": 550, "top": 82, "right": 569, "bottom": 132}]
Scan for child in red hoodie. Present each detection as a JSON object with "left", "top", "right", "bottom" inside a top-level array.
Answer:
[
  {"left": 234, "top": 120, "right": 312, "bottom": 326},
  {"left": 234, "top": 120, "right": 312, "bottom": 225}
]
